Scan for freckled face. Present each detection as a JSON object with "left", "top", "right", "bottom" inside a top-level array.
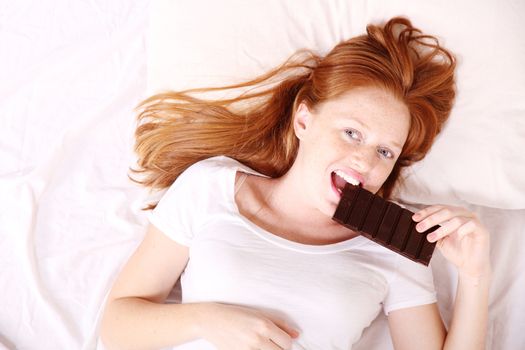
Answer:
[{"left": 292, "top": 86, "right": 411, "bottom": 217}]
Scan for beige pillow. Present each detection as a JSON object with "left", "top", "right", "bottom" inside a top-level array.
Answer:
[{"left": 147, "top": 0, "right": 525, "bottom": 209}]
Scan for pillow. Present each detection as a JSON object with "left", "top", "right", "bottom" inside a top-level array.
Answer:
[{"left": 147, "top": 0, "right": 525, "bottom": 209}]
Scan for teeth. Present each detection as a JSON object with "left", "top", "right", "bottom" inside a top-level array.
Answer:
[{"left": 334, "top": 170, "right": 361, "bottom": 186}]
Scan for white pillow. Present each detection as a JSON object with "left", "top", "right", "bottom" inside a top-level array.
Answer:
[{"left": 147, "top": 0, "right": 525, "bottom": 209}]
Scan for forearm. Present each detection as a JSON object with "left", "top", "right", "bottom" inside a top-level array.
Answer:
[
  {"left": 443, "top": 270, "right": 491, "bottom": 350},
  {"left": 100, "top": 297, "right": 207, "bottom": 350}
]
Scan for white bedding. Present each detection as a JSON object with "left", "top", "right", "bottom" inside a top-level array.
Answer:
[{"left": 1, "top": 0, "right": 524, "bottom": 349}]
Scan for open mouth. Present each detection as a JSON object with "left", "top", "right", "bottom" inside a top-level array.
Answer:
[{"left": 331, "top": 170, "right": 361, "bottom": 195}]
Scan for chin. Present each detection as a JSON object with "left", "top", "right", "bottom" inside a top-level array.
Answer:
[{"left": 322, "top": 201, "right": 339, "bottom": 219}]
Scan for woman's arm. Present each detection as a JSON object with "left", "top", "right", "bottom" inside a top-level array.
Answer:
[
  {"left": 100, "top": 224, "right": 299, "bottom": 350},
  {"left": 444, "top": 270, "right": 491, "bottom": 349},
  {"left": 388, "top": 205, "right": 491, "bottom": 350},
  {"left": 388, "top": 274, "right": 490, "bottom": 350},
  {"left": 100, "top": 224, "right": 197, "bottom": 349},
  {"left": 388, "top": 303, "right": 445, "bottom": 350}
]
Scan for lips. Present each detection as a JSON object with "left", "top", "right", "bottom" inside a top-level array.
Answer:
[{"left": 331, "top": 169, "right": 363, "bottom": 195}]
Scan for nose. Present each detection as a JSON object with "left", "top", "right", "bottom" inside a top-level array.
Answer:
[{"left": 349, "top": 146, "right": 378, "bottom": 173}]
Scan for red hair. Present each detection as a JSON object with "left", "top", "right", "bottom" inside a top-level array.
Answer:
[{"left": 132, "top": 17, "right": 456, "bottom": 208}]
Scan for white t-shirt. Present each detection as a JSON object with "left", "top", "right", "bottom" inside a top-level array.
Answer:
[{"left": 148, "top": 156, "right": 437, "bottom": 350}]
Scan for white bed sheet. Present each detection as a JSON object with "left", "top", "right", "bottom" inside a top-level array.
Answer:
[
  {"left": 1, "top": 1, "right": 151, "bottom": 349},
  {"left": 1, "top": 0, "right": 524, "bottom": 349}
]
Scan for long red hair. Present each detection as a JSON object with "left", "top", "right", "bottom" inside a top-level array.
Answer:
[{"left": 132, "top": 17, "right": 456, "bottom": 208}]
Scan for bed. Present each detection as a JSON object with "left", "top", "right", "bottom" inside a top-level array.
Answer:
[{"left": 1, "top": 0, "right": 524, "bottom": 349}]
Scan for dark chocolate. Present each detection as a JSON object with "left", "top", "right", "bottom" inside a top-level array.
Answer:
[{"left": 332, "top": 183, "right": 438, "bottom": 266}]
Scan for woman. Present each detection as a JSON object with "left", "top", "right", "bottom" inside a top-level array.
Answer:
[{"left": 100, "top": 17, "right": 491, "bottom": 350}]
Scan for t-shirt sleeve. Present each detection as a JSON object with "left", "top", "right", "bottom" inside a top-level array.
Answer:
[
  {"left": 382, "top": 255, "right": 437, "bottom": 315},
  {"left": 146, "top": 161, "right": 207, "bottom": 246}
]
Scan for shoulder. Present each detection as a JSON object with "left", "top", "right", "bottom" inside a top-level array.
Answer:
[
  {"left": 174, "top": 156, "right": 246, "bottom": 187},
  {"left": 148, "top": 156, "right": 247, "bottom": 243},
  {"left": 354, "top": 241, "right": 435, "bottom": 291},
  {"left": 378, "top": 248, "right": 436, "bottom": 314},
  {"left": 182, "top": 155, "right": 243, "bottom": 175},
  {"left": 363, "top": 241, "right": 434, "bottom": 280},
  {"left": 161, "top": 155, "right": 266, "bottom": 206},
  {"left": 184, "top": 155, "right": 261, "bottom": 175}
]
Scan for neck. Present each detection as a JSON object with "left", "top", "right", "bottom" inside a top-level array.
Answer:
[
  {"left": 240, "top": 168, "right": 358, "bottom": 245},
  {"left": 265, "top": 165, "right": 348, "bottom": 239}
]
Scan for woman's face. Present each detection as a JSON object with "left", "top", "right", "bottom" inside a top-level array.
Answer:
[{"left": 293, "top": 86, "right": 410, "bottom": 217}]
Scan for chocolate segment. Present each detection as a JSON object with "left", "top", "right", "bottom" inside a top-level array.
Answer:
[
  {"left": 404, "top": 226, "right": 424, "bottom": 259},
  {"left": 332, "top": 184, "right": 359, "bottom": 223},
  {"left": 375, "top": 203, "right": 402, "bottom": 243},
  {"left": 418, "top": 226, "right": 440, "bottom": 263},
  {"left": 389, "top": 210, "right": 413, "bottom": 249},
  {"left": 361, "top": 196, "right": 387, "bottom": 237},
  {"left": 351, "top": 189, "right": 375, "bottom": 231},
  {"left": 332, "top": 183, "right": 438, "bottom": 266}
]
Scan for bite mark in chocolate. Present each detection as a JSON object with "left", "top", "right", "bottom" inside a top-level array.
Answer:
[{"left": 332, "top": 183, "right": 438, "bottom": 266}]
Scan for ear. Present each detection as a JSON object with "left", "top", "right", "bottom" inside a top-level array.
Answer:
[{"left": 293, "top": 103, "right": 312, "bottom": 140}]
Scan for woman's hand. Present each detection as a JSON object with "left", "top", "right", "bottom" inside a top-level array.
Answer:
[
  {"left": 413, "top": 205, "right": 491, "bottom": 277},
  {"left": 197, "top": 302, "right": 300, "bottom": 350}
]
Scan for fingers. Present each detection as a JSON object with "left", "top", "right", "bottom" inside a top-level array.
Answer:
[
  {"left": 411, "top": 205, "right": 490, "bottom": 277},
  {"left": 413, "top": 205, "right": 474, "bottom": 230},
  {"left": 264, "top": 318, "right": 300, "bottom": 350},
  {"left": 260, "top": 340, "right": 288, "bottom": 350},
  {"left": 426, "top": 217, "right": 468, "bottom": 242},
  {"left": 270, "top": 318, "right": 300, "bottom": 339},
  {"left": 412, "top": 205, "right": 480, "bottom": 243}
]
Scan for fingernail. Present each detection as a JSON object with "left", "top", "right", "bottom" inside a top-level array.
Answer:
[
  {"left": 412, "top": 213, "right": 420, "bottom": 221},
  {"left": 416, "top": 223, "right": 426, "bottom": 232},
  {"left": 427, "top": 233, "right": 436, "bottom": 242}
]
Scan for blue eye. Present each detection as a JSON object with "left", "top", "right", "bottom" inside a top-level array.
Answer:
[
  {"left": 377, "top": 147, "right": 394, "bottom": 159},
  {"left": 345, "top": 129, "right": 361, "bottom": 141}
]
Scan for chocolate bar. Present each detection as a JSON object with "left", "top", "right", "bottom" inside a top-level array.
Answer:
[{"left": 332, "top": 183, "right": 438, "bottom": 265}]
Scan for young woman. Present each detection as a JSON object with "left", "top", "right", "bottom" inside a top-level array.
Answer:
[{"left": 100, "top": 17, "right": 491, "bottom": 350}]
